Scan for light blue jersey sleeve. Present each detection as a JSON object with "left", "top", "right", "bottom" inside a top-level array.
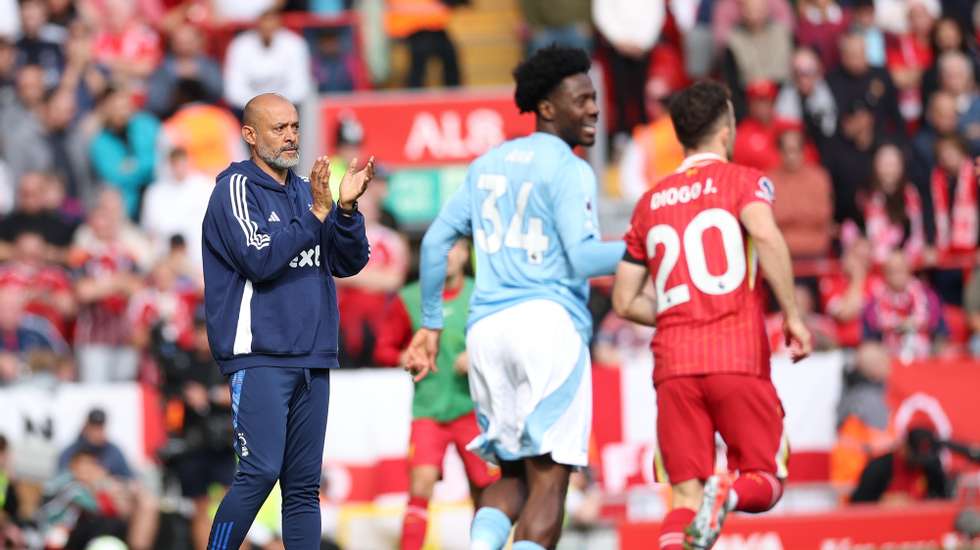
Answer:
[
  {"left": 552, "top": 160, "right": 625, "bottom": 278},
  {"left": 419, "top": 177, "right": 472, "bottom": 329}
]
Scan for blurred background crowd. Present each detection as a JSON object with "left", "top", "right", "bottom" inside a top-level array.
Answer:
[{"left": 0, "top": 0, "right": 978, "bottom": 548}]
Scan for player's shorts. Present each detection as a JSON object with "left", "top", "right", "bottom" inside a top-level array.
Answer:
[
  {"left": 408, "top": 412, "right": 499, "bottom": 488},
  {"left": 173, "top": 448, "right": 236, "bottom": 498},
  {"left": 654, "top": 374, "right": 789, "bottom": 484},
  {"left": 465, "top": 299, "right": 592, "bottom": 467}
]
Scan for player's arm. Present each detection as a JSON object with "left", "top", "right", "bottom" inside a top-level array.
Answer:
[
  {"left": 406, "top": 179, "right": 473, "bottom": 381},
  {"left": 554, "top": 161, "right": 626, "bottom": 278},
  {"left": 612, "top": 198, "right": 657, "bottom": 326},
  {"left": 612, "top": 259, "right": 657, "bottom": 326},
  {"left": 740, "top": 201, "right": 812, "bottom": 361},
  {"left": 203, "top": 174, "right": 320, "bottom": 283}
]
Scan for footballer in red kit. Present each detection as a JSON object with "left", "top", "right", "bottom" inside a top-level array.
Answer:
[{"left": 612, "top": 81, "right": 812, "bottom": 550}]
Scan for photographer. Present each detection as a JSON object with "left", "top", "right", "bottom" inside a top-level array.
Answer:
[
  {"left": 154, "top": 305, "right": 233, "bottom": 550},
  {"left": 851, "top": 426, "right": 950, "bottom": 504}
]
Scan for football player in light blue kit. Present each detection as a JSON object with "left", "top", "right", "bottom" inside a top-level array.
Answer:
[{"left": 405, "top": 46, "right": 625, "bottom": 550}]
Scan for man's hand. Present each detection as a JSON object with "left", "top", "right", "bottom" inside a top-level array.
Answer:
[
  {"left": 338, "top": 156, "right": 375, "bottom": 211},
  {"left": 784, "top": 315, "right": 813, "bottom": 363},
  {"left": 404, "top": 328, "right": 441, "bottom": 382},
  {"left": 309, "top": 155, "right": 333, "bottom": 221}
]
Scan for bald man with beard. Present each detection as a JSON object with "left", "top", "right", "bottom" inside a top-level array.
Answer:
[{"left": 201, "top": 93, "right": 375, "bottom": 549}]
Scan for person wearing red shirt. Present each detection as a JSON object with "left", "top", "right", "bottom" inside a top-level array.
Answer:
[
  {"left": 0, "top": 231, "right": 75, "bottom": 339},
  {"left": 612, "top": 81, "right": 811, "bottom": 550},
  {"left": 733, "top": 79, "right": 782, "bottom": 171}
]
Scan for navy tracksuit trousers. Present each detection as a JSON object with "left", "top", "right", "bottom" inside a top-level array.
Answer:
[{"left": 207, "top": 366, "right": 330, "bottom": 550}]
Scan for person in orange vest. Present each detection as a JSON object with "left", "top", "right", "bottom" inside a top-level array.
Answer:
[
  {"left": 831, "top": 342, "right": 896, "bottom": 488},
  {"left": 618, "top": 75, "right": 684, "bottom": 201},
  {"left": 385, "top": 0, "right": 461, "bottom": 88}
]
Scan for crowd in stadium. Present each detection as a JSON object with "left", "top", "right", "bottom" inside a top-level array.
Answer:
[{"left": 0, "top": 0, "right": 978, "bottom": 548}]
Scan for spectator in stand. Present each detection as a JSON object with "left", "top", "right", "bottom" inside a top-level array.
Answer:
[
  {"left": 518, "top": 0, "right": 592, "bottom": 54},
  {"left": 385, "top": 0, "right": 461, "bottom": 88},
  {"left": 145, "top": 23, "right": 222, "bottom": 118},
  {"left": 89, "top": 87, "right": 161, "bottom": 220},
  {"left": 58, "top": 409, "right": 132, "bottom": 479},
  {"left": 38, "top": 449, "right": 131, "bottom": 550},
  {"left": 862, "top": 250, "right": 947, "bottom": 363},
  {"left": 963, "top": 252, "right": 980, "bottom": 357},
  {"left": 719, "top": 0, "right": 793, "bottom": 119},
  {"left": 821, "top": 237, "right": 874, "bottom": 347},
  {"left": 0, "top": 172, "right": 77, "bottom": 261},
  {"left": 769, "top": 126, "right": 834, "bottom": 260},
  {"left": 592, "top": 0, "right": 665, "bottom": 135},
  {"left": 776, "top": 47, "right": 839, "bottom": 140},
  {"left": 618, "top": 75, "right": 684, "bottom": 202},
  {"left": 0, "top": 435, "right": 25, "bottom": 549},
  {"left": 223, "top": 8, "right": 312, "bottom": 112},
  {"left": 140, "top": 148, "right": 212, "bottom": 267},
  {"left": 924, "top": 135, "right": 977, "bottom": 306},
  {"left": 851, "top": 426, "right": 950, "bottom": 504},
  {"left": 863, "top": 143, "right": 927, "bottom": 266},
  {"left": 336, "top": 169, "right": 408, "bottom": 367},
  {"left": 920, "top": 17, "right": 980, "bottom": 113},
  {"left": 90, "top": 0, "right": 162, "bottom": 87},
  {"left": 911, "top": 91, "right": 959, "bottom": 181},
  {"left": 43, "top": 88, "right": 97, "bottom": 207},
  {"left": 711, "top": 0, "right": 794, "bottom": 54},
  {"left": 0, "top": 286, "right": 69, "bottom": 385},
  {"left": 71, "top": 188, "right": 146, "bottom": 383},
  {"left": 0, "top": 230, "right": 75, "bottom": 338},
  {"left": 312, "top": 28, "right": 367, "bottom": 94},
  {"left": 157, "top": 79, "right": 246, "bottom": 180},
  {"left": 153, "top": 305, "right": 233, "bottom": 550},
  {"left": 849, "top": 0, "right": 886, "bottom": 68},
  {"left": 828, "top": 31, "right": 904, "bottom": 135},
  {"left": 822, "top": 100, "right": 880, "bottom": 227},
  {"left": 15, "top": 0, "right": 64, "bottom": 88},
  {"left": 46, "top": 0, "right": 78, "bottom": 32},
  {"left": 733, "top": 79, "right": 782, "bottom": 171},
  {"left": 937, "top": 51, "right": 980, "bottom": 156},
  {"left": 885, "top": 0, "right": 937, "bottom": 124},
  {"left": 831, "top": 342, "right": 894, "bottom": 487},
  {"left": 795, "top": 0, "right": 850, "bottom": 71},
  {"left": 60, "top": 19, "right": 111, "bottom": 114},
  {"left": 0, "top": 64, "right": 49, "bottom": 184},
  {"left": 54, "top": 408, "right": 158, "bottom": 550}
]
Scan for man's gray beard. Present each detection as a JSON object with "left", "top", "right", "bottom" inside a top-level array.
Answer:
[{"left": 260, "top": 148, "right": 300, "bottom": 169}]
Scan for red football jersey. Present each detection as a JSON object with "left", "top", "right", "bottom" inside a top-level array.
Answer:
[{"left": 624, "top": 153, "right": 774, "bottom": 385}]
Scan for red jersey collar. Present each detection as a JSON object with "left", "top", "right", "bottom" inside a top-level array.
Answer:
[{"left": 675, "top": 152, "right": 727, "bottom": 173}]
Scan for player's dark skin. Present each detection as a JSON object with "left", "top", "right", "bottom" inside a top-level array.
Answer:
[{"left": 469, "top": 71, "right": 600, "bottom": 550}]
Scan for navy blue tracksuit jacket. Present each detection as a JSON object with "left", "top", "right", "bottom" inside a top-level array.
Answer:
[{"left": 201, "top": 159, "right": 369, "bottom": 549}]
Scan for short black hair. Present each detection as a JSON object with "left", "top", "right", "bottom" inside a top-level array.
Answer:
[
  {"left": 669, "top": 81, "right": 731, "bottom": 150},
  {"left": 513, "top": 45, "right": 591, "bottom": 114}
]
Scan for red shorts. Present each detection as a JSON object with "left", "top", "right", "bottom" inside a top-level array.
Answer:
[
  {"left": 655, "top": 374, "right": 789, "bottom": 484},
  {"left": 409, "top": 412, "right": 499, "bottom": 488}
]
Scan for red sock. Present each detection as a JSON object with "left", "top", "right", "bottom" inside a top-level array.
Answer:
[
  {"left": 732, "top": 471, "right": 783, "bottom": 513},
  {"left": 659, "top": 507, "right": 696, "bottom": 550},
  {"left": 401, "top": 495, "right": 429, "bottom": 550}
]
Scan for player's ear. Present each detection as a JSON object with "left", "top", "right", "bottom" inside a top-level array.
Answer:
[
  {"left": 537, "top": 98, "right": 555, "bottom": 122},
  {"left": 242, "top": 125, "right": 256, "bottom": 147}
]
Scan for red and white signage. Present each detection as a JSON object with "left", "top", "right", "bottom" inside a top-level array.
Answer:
[
  {"left": 619, "top": 502, "right": 967, "bottom": 550},
  {"left": 320, "top": 88, "right": 534, "bottom": 167}
]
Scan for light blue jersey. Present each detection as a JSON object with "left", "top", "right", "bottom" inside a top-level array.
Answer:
[{"left": 419, "top": 132, "right": 625, "bottom": 339}]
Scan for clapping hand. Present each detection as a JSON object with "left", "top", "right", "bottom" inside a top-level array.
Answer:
[
  {"left": 309, "top": 155, "right": 333, "bottom": 221},
  {"left": 338, "top": 156, "right": 375, "bottom": 212}
]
